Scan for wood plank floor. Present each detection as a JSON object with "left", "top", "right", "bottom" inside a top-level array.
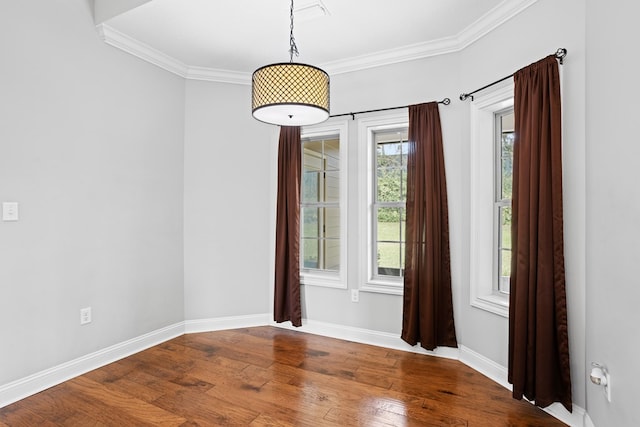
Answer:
[{"left": 0, "top": 326, "right": 566, "bottom": 426}]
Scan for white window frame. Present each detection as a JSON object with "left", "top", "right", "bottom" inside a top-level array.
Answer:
[
  {"left": 300, "top": 118, "right": 348, "bottom": 289},
  {"left": 469, "top": 83, "right": 514, "bottom": 317},
  {"left": 358, "top": 111, "right": 408, "bottom": 295}
]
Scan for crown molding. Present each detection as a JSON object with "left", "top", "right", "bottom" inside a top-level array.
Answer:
[
  {"left": 185, "top": 66, "right": 251, "bottom": 85},
  {"left": 97, "top": 24, "right": 251, "bottom": 84},
  {"left": 97, "top": 24, "right": 188, "bottom": 78},
  {"left": 322, "top": 36, "right": 461, "bottom": 76},
  {"left": 97, "top": 0, "right": 538, "bottom": 83},
  {"left": 457, "top": 0, "right": 538, "bottom": 50},
  {"left": 322, "top": 0, "right": 538, "bottom": 75}
]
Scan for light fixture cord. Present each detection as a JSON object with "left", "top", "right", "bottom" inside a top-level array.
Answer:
[{"left": 289, "top": 0, "right": 299, "bottom": 62}]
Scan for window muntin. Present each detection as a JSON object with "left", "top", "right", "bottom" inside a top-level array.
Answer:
[
  {"left": 495, "top": 109, "right": 514, "bottom": 295},
  {"left": 301, "top": 134, "right": 341, "bottom": 273},
  {"left": 373, "top": 128, "right": 408, "bottom": 280}
]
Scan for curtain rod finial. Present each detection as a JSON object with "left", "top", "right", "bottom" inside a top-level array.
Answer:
[
  {"left": 555, "top": 48, "right": 567, "bottom": 64},
  {"left": 440, "top": 98, "right": 451, "bottom": 105}
]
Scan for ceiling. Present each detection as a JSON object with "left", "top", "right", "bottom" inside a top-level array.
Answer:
[{"left": 95, "top": 0, "right": 537, "bottom": 83}]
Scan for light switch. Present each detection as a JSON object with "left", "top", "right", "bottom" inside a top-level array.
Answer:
[{"left": 2, "top": 202, "right": 19, "bottom": 221}]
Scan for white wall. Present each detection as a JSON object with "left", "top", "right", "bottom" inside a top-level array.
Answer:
[
  {"left": 183, "top": 81, "right": 273, "bottom": 320},
  {"left": 458, "top": 0, "right": 587, "bottom": 410},
  {"left": 0, "top": 0, "right": 185, "bottom": 385},
  {"left": 585, "top": 1, "right": 640, "bottom": 425}
]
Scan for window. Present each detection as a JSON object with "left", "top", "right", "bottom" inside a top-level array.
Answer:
[
  {"left": 495, "top": 109, "right": 514, "bottom": 295},
  {"left": 300, "top": 120, "right": 348, "bottom": 288},
  {"left": 358, "top": 112, "right": 408, "bottom": 295},
  {"left": 373, "top": 128, "right": 408, "bottom": 280},
  {"left": 469, "top": 83, "right": 514, "bottom": 317}
]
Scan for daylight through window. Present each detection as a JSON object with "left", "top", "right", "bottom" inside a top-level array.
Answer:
[
  {"left": 301, "top": 134, "right": 341, "bottom": 273},
  {"left": 495, "top": 109, "right": 514, "bottom": 294},
  {"left": 373, "top": 128, "right": 408, "bottom": 280}
]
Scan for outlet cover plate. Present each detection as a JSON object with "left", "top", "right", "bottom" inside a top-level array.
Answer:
[
  {"left": 80, "top": 307, "right": 92, "bottom": 325},
  {"left": 2, "top": 202, "right": 19, "bottom": 221}
]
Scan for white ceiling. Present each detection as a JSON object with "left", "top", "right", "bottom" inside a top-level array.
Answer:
[{"left": 96, "top": 0, "right": 537, "bottom": 83}]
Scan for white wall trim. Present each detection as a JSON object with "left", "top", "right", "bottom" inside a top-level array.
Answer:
[
  {"left": 457, "top": 0, "right": 538, "bottom": 51},
  {"left": 584, "top": 413, "right": 596, "bottom": 427},
  {"left": 183, "top": 313, "right": 271, "bottom": 334},
  {"left": 185, "top": 66, "right": 251, "bottom": 85},
  {"left": 459, "top": 344, "right": 510, "bottom": 388},
  {"left": 96, "top": 0, "right": 538, "bottom": 82},
  {"left": 272, "top": 319, "right": 459, "bottom": 360},
  {"left": 460, "top": 344, "right": 587, "bottom": 427},
  {"left": 97, "top": 24, "right": 189, "bottom": 78},
  {"left": 0, "top": 322, "right": 184, "bottom": 409},
  {"left": 1, "top": 315, "right": 591, "bottom": 427}
]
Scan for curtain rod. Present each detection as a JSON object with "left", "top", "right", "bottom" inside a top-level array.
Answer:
[
  {"left": 330, "top": 98, "right": 451, "bottom": 120},
  {"left": 459, "top": 48, "right": 567, "bottom": 102}
]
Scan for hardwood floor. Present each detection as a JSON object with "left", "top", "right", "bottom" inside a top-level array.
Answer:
[{"left": 0, "top": 326, "right": 566, "bottom": 426}]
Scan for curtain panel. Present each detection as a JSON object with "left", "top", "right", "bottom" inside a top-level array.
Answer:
[
  {"left": 508, "top": 55, "right": 572, "bottom": 411},
  {"left": 273, "top": 126, "right": 302, "bottom": 327},
  {"left": 401, "top": 102, "right": 457, "bottom": 350}
]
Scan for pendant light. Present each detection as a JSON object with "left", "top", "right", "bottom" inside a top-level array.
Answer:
[{"left": 252, "top": 0, "right": 330, "bottom": 126}]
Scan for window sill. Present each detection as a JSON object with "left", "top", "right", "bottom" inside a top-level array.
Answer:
[
  {"left": 300, "top": 273, "right": 346, "bottom": 289},
  {"left": 361, "top": 279, "right": 403, "bottom": 296},
  {"left": 471, "top": 292, "right": 509, "bottom": 318}
]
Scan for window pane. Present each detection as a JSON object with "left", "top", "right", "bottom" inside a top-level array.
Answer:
[
  {"left": 324, "top": 138, "right": 340, "bottom": 166},
  {"left": 302, "top": 171, "right": 319, "bottom": 202},
  {"left": 401, "top": 141, "right": 409, "bottom": 166},
  {"left": 303, "top": 238, "right": 319, "bottom": 269},
  {"left": 377, "top": 142, "right": 402, "bottom": 169},
  {"left": 377, "top": 168, "right": 402, "bottom": 202},
  {"left": 501, "top": 132, "right": 514, "bottom": 200},
  {"left": 499, "top": 249, "right": 511, "bottom": 293},
  {"left": 372, "top": 127, "right": 408, "bottom": 282},
  {"left": 400, "top": 169, "right": 408, "bottom": 200},
  {"left": 300, "top": 132, "right": 341, "bottom": 277},
  {"left": 500, "top": 206, "right": 511, "bottom": 249},
  {"left": 324, "top": 171, "right": 340, "bottom": 203},
  {"left": 324, "top": 207, "right": 340, "bottom": 239},
  {"left": 323, "top": 238, "right": 340, "bottom": 271},
  {"left": 301, "top": 208, "right": 319, "bottom": 238},
  {"left": 377, "top": 242, "right": 402, "bottom": 277},
  {"left": 494, "top": 110, "right": 514, "bottom": 295},
  {"left": 377, "top": 207, "right": 402, "bottom": 241}
]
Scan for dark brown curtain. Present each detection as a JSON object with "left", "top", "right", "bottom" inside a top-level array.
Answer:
[
  {"left": 401, "top": 102, "right": 457, "bottom": 350},
  {"left": 508, "top": 55, "right": 572, "bottom": 411},
  {"left": 273, "top": 126, "right": 302, "bottom": 327}
]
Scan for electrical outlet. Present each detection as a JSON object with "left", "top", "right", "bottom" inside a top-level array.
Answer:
[
  {"left": 351, "top": 289, "right": 359, "bottom": 303},
  {"left": 2, "top": 202, "right": 19, "bottom": 221},
  {"left": 80, "top": 307, "right": 92, "bottom": 325}
]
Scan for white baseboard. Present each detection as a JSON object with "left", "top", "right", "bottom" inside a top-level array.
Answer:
[
  {"left": 584, "top": 413, "right": 595, "bottom": 427},
  {"left": 544, "top": 402, "right": 587, "bottom": 427},
  {"left": 459, "top": 344, "right": 511, "bottom": 388},
  {"left": 272, "top": 319, "right": 460, "bottom": 360},
  {"left": 0, "top": 322, "right": 185, "bottom": 409},
  {"left": 459, "top": 344, "right": 586, "bottom": 427},
  {"left": 0, "top": 313, "right": 591, "bottom": 427},
  {"left": 0, "top": 313, "right": 273, "bottom": 409},
  {"left": 184, "top": 313, "right": 271, "bottom": 333},
  {"left": 276, "top": 321, "right": 588, "bottom": 427}
]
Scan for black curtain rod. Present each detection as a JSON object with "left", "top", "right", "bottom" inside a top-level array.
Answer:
[
  {"left": 459, "top": 48, "right": 567, "bottom": 102},
  {"left": 330, "top": 98, "right": 451, "bottom": 120}
]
